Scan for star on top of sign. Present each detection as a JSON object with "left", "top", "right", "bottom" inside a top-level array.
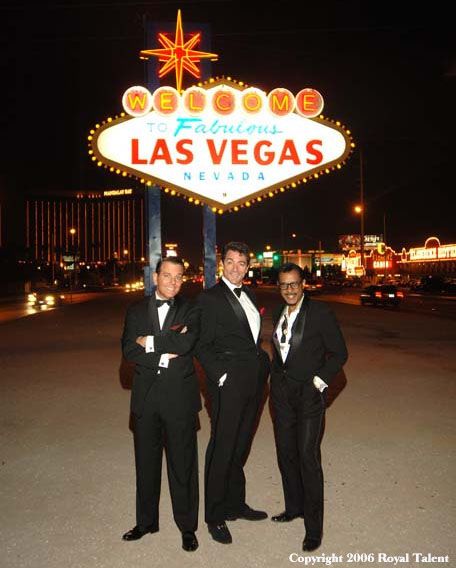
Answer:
[{"left": 139, "top": 9, "right": 218, "bottom": 92}]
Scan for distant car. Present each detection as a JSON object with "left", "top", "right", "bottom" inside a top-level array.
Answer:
[
  {"left": 303, "top": 280, "right": 324, "bottom": 295},
  {"left": 81, "top": 283, "right": 105, "bottom": 291},
  {"left": 360, "top": 285, "right": 404, "bottom": 308},
  {"left": 27, "top": 288, "right": 67, "bottom": 309},
  {"left": 243, "top": 277, "right": 261, "bottom": 287},
  {"left": 124, "top": 281, "right": 145, "bottom": 292},
  {"left": 414, "top": 276, "right": 456, "bottom": 295}
]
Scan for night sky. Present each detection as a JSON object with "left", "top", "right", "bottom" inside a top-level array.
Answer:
[{"left": 1, "top": 1, "right": 454, "bottom": 265}]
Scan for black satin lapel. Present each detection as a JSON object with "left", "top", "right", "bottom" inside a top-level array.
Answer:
[
  {"left": 219, "top": 281, "right": 255, "bottom": 342},
  {"left": 148, "top": 297, "right": 160, "bottom": 334},
  {"left": 244, "top": 287, "right": 263, "bottom": 346},
  {"left": 272, "top": 333, "right": 281, "bottom": 359},
  {"left": 162, "top": 297, "right": 179, "bottom": 330},
  {"left": 272, "top": 307, "right": 284, "bottom": 358},
  {"left": 288, "top": 298, "right": 309, "bottom": 357}
]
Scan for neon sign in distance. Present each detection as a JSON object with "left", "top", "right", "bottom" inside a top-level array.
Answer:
[{"left": 90, "top": 79, "right": 353, "bottom": 211}]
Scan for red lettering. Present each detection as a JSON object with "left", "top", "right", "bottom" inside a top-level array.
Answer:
[
  {"left": 278, "top": 140, "right": 300, "bottom": 164},
  {"left": 231, "top": 140, "right": 248, "bottom": 165},
  {"left": 149, "top": 139, "right": 172, "bottom": 164},
  {"left": 131, "top": 139, "right": 147, "bottom": 164},
  {"left": 206, "top": 139, "right": 227, "bottom": 164},
  {"left": 306, "top": 140, "right": 323, "bottom": 165},
  {"left": 254, "top": 141, "right": 274, "bottom": 165},
  {"left": 176, "top": 139, "right": 193, "bottom": 164}
]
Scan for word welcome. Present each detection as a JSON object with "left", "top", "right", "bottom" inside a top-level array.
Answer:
[{"left": 123, "top": 85, "right": 324, "bottom": 119}]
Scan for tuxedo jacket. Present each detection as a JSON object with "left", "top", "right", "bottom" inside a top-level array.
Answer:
[
  {"left": 271, "top": 297, "right": 348, "bottom": 386},
  {"left": 195, "top": 280, "right": 270, "bottom": 388},
  {"left": 121, "top": 295, "right": 201, "bottom": 418}
]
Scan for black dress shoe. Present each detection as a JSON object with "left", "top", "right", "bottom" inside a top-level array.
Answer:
[
  {"left": 271, "top": 511, "right": 303, "bottom": 523},
  {"left": 182, "top": 531, "right": 199, "bottom": 552},
  {"left": 302, "top": 538, "right": 321, "bottom": 552},
  {"left": 208, "top": 522, "right": 232, "bottom": 544},
  {"left": 225, "top": 504, "right": 268, "bottom": 521},
  {"left": 122, "top": 525, "right": 159, "bottom": 541}
]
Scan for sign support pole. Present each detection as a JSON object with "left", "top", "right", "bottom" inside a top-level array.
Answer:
[
  {"left": 142, "top": 16, "right": 217, "bottom": 292},
  {"left": 199, "top": 25, "right": 217, "bottom": 288},
  {"left": 203, "top": 206, "right": 216, "bottom": 289},
  {"left": 144, "top": 186, "right": 162, "bottom": 296},
  {"left": 143, "top": 17, "right": 163, "bottom": 296}
]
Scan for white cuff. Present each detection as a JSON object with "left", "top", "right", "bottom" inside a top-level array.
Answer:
[
  {"left": 313, "top": 375, "right": 328, "bottom": 392},
  {"left": 145, "top": 335, "right": 155, "bottom": 353},
  {"left": 158, "top": 354, "right": 169, "bottom": 368}
]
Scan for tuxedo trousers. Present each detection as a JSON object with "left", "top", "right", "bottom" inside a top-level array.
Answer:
[
  {"left": 133, "top": 377, "right": 199, "bottom": 533},
  {"left": 204, "top": 369, "right": 266, "bottom": 524},
  {"left": 270, "top": 373, "right": 326, "bottom": 539}
]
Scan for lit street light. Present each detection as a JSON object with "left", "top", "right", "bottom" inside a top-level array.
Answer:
[
  {"left": 356, "top": 150, "right": 366, "bottom": 277},
  {"left": 112, "top": 251, "right": 118, "bottom": 285},
  {"left": 68, "top": 228, "right": 77, "bottom": 302},
  {"left": 383, "top": 212, "right": 388, "bottom": 279},
  {"left": 353, "top": 204, "right": 365, "bottom": 275}
]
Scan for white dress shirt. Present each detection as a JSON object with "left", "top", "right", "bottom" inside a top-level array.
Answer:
[
  {"left": 144, "top": 294, "right": 172, "bottom": 368},
  {"left": 222, "top": 276, "right": 260, "bottom": 342},
  {"left": 217, "top": 277, "right": 261, "bottom": 387},
  {"left": 276, "top": 296, "right": 304, "bottom": 363},
  {"left": 275, "top": 296, "right": 328, "bottom": 392}
]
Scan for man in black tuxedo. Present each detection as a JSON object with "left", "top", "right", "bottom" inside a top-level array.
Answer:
[
  {"left": 121, "top": 257, "right": 201, "bottom": 552},
  {"left": 270, "top": 263, "right": 348, "bottom": 552},
  {"left": 196, "top": 242, "right": 270, "bottom": 544}
]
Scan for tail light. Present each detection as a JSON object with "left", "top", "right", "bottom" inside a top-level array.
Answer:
[
  {"left": 375, "top": 291, "right": 382, "bottom": 298},
  {"left": 397, "top": 291, "right": 404, "bottom": 298}
]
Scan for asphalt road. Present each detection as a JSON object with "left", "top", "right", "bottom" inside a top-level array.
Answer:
[
  {"left": 1, "top": 283, "right": 455, "bottom": 324},
  {"left": 315, "top": 287, "right": 456, "bottom": 320},
  {"left": 0, "top": 290, "right": 121, "bottom": 324},
  {"left": 0, "top": 290, "right": 454, "bottom": 568}
]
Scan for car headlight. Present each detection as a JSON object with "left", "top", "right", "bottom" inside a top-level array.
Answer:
[
  {"left": 45, "top": 295, "right": 55, "bottom": 305},
  {"left": 28, "top": 293, "right": 36, "bottom": 303}
]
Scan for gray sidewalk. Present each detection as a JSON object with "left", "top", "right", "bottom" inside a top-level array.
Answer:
[{"left": 0, "top": 294, "right": 454, "bottom": 568}]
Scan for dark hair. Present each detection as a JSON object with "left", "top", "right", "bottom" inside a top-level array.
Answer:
[
  {"left": 155, "top": 256, "right": 185, "bottom": 274},
  {"left": 277, "top": 262, "right": 303, "bottom": 281},
  {"left": 221, "top": 241, "right": 250, "bottom": 262}
]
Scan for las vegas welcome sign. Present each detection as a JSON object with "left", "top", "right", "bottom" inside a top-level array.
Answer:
[{"left": 89, "top": 77, "right": 354, "bottom": 213}]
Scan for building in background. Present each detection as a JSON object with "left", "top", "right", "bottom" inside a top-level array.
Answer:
[
  {"left": 25, "top": 188, "right": 146, "bottom": 265},
  {"left": 341, "top": 237, "right": 456, "bottom": 281},
  {"left": 398, "top": 237, "right": 456, "bottom": 278},
  {"left": 4, "top": 189, "right": 456, "bottom": 286}
]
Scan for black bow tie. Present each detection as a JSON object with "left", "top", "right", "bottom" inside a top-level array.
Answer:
[
  {"left": 156, "top": 298, "right": 174, "bottom": 307},
  {"left": 233, "top": 286, "right": 245, "bottom": 298}
]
